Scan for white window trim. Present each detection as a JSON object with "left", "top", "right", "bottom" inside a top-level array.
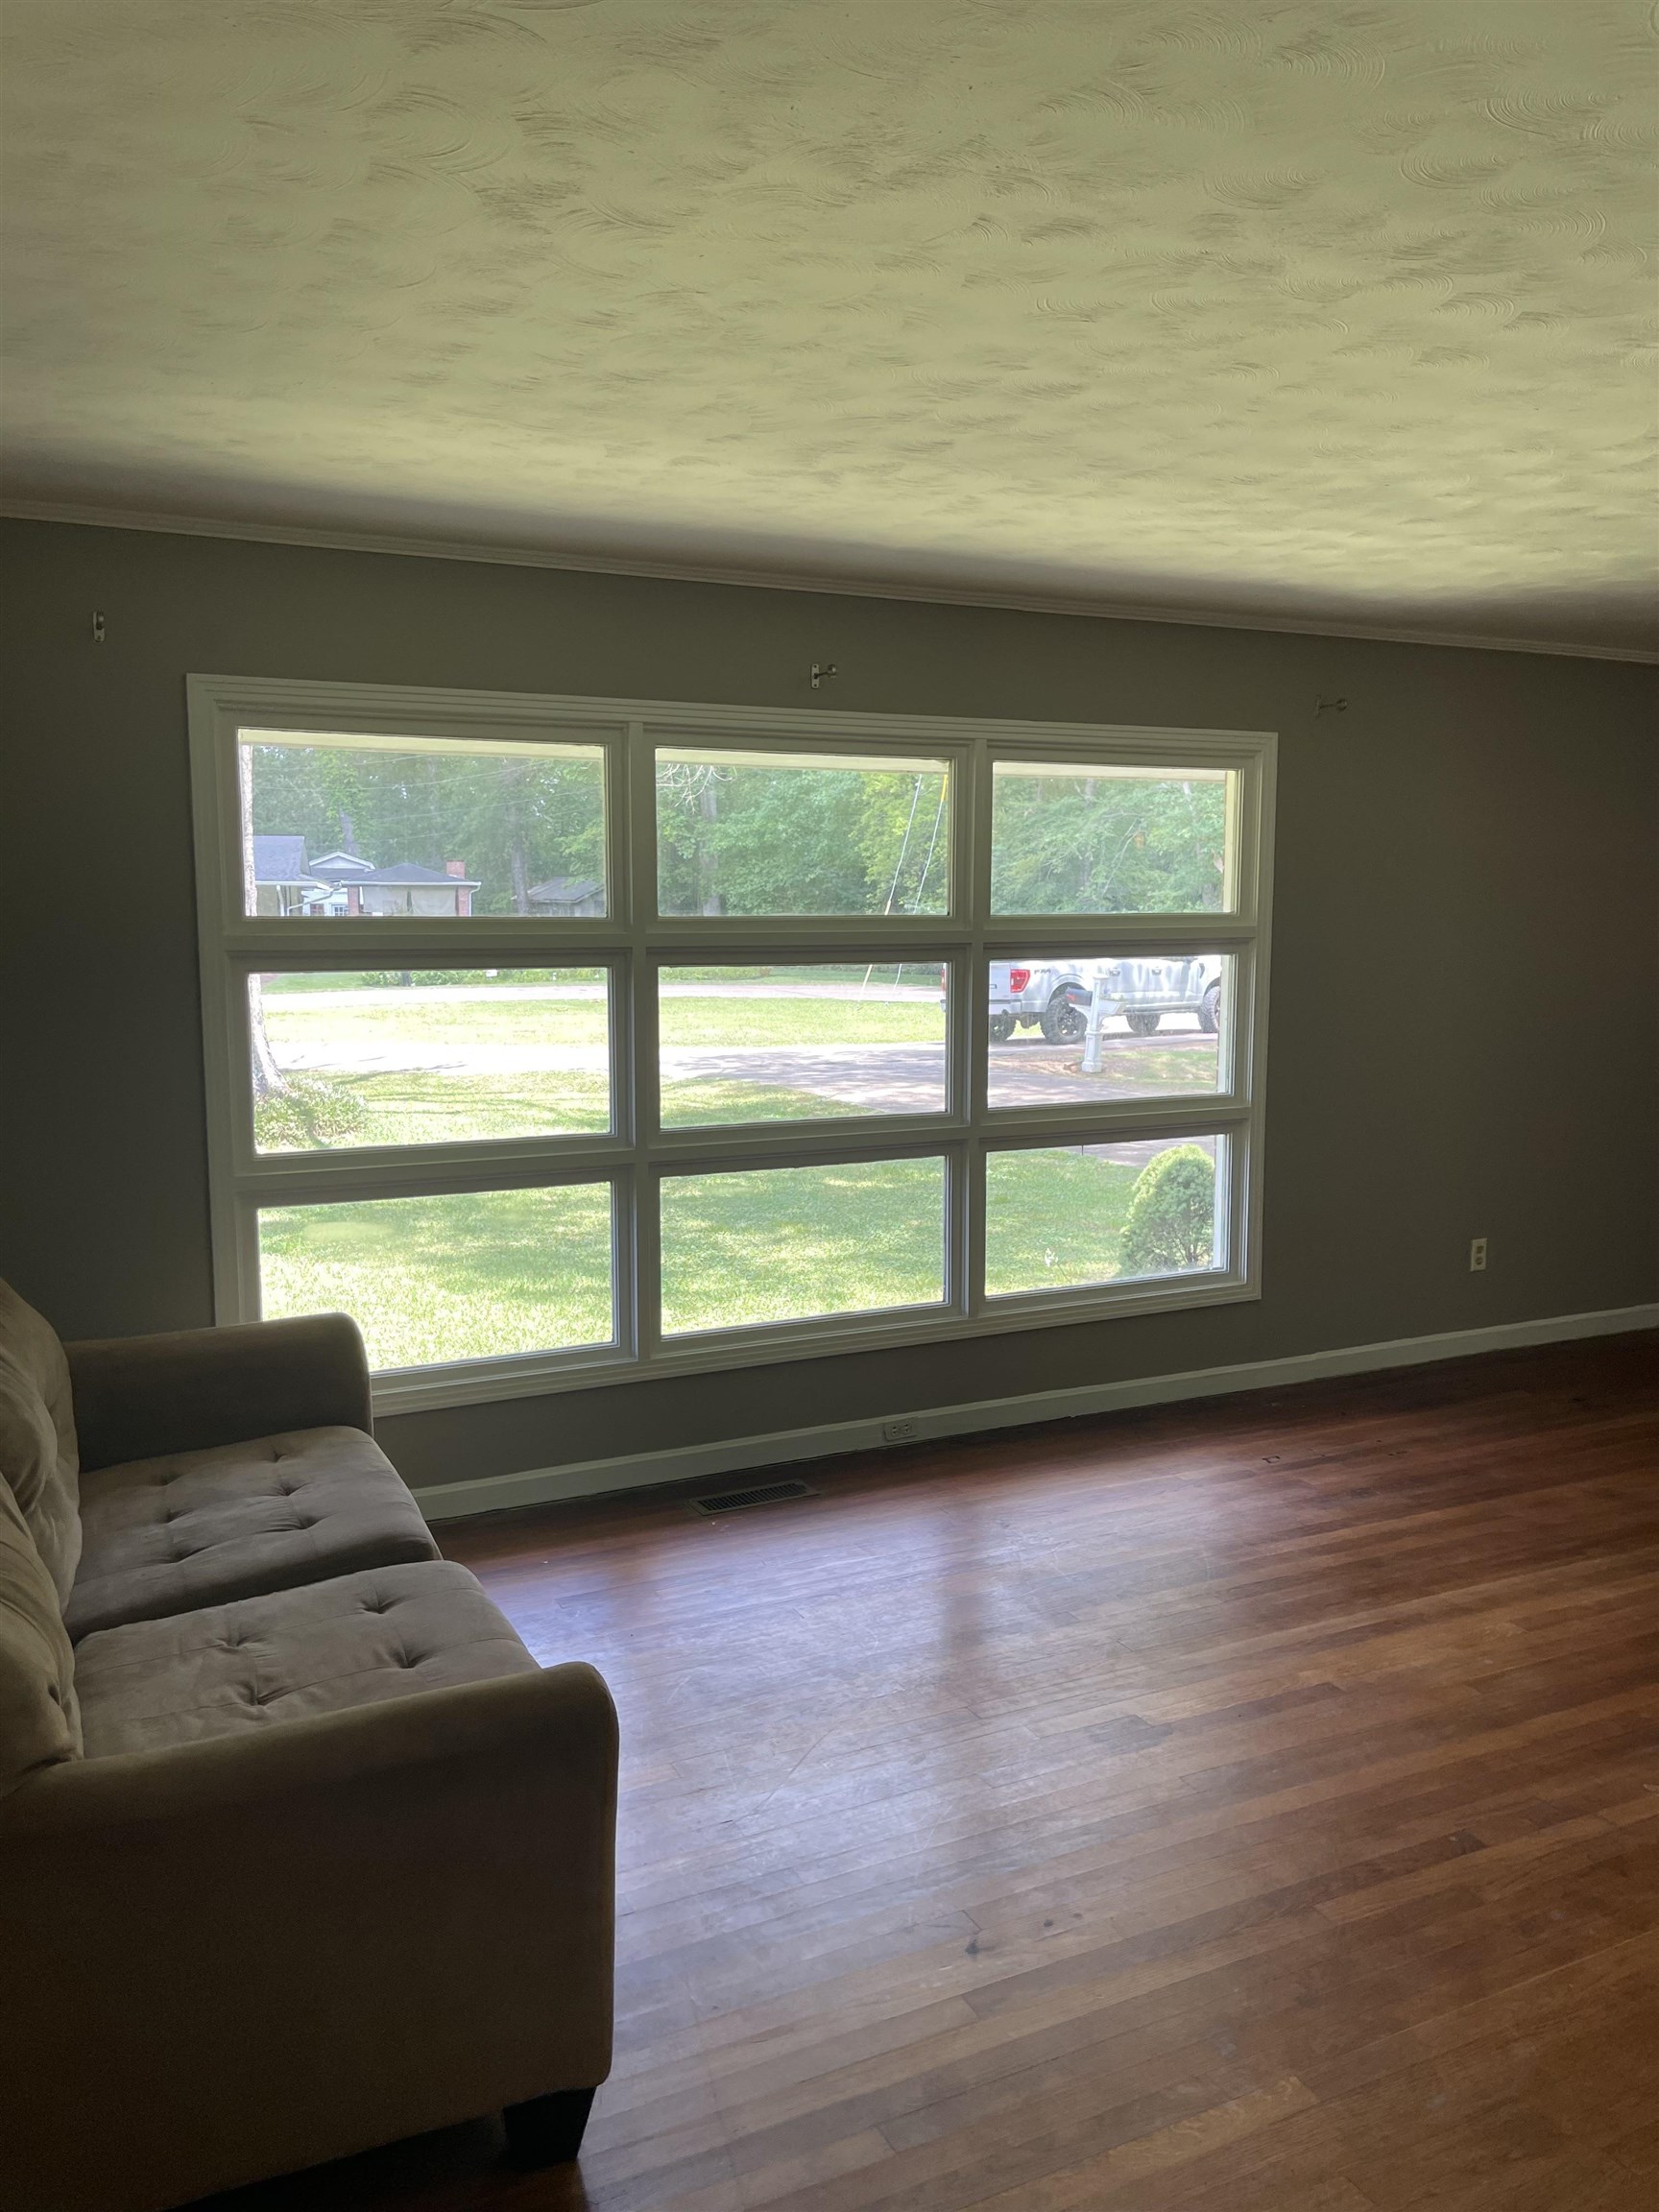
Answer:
[{"left": 188, "top": 674, "right": 1276, "bottom": 1415}]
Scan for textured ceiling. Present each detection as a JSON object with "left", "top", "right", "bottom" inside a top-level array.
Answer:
[{"left": 3, "top": 1, "right": 1656, "bottom": 654}]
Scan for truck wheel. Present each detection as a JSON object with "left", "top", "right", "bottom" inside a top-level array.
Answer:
[
  {"left": 988, "top": 1013, "right": 1016, "bottom": 1043},
  {"left": 1041, "top": 994, "right": 1087, "bottom": 1044},
  {"left": 1198, "top": 983, "right": 1221, "bottom": 1034},
  {"left": 1125, "top": 1010, "right": 1161, "bottom": 1036}
]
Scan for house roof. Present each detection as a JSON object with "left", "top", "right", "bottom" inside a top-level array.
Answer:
[
  {"left": 251, "top": 834, "right": 313, "bottom": 883},
  {"left": 528, "top": 877, "right": 604, "bottom": 904},
  {"left": 358, "top": 862, "right": 480, "bottom": 887},
  {"left": 248, "top": 839, "right": 479, "bottom": 890}
]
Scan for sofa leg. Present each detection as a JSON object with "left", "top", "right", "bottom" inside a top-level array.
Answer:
[{"left": 503, "top": 2085, "right": 597, "bottom": 2166}]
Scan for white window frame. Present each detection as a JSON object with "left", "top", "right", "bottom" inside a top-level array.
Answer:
[{"left": 189, "top": 675, "right": 1275, "bottom": 1416}]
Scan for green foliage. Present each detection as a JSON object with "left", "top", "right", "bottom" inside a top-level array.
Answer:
[
  {"left": 1118, "top": 1145, "right": 1216, "bottom": 1275},
  {"left": 252, "top": 740, "right": 1226, "bottom": 924},
  {"left": 654, "top": 761, "right": 949, "bottom": 916},
  {"left": 990, "top": 773, "right": 1227, "bottom": 914},
  {"left": 247, "top": 743, "right": 605, "bottom": 916},
  {"left": 253, "top": 1075, "right": 366, "bottom": 1151}
]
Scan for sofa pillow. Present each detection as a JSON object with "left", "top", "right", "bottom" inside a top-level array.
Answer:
[
  {"left": 0, "top": 1280, "right": 81, "bottom": 1604},
  {"left": 0, "top": 1478, "right": 82, "bottom": 1798}
]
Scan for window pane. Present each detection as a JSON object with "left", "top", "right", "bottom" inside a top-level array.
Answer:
[
  {"left": 985, "top": 956, "right": 1228, "bottom": 1110},
  {"left": 660, "top": 1158, "right": 945, "bottom": 1334},
  {"left": 656, "top": 747, "right": 950, "bottom": 917},
  {"left": 658, "top": 964, "right": 948, "bottom": 1126},
  {"left": 991, "top": 761, "right": 1232, "bottom": 914},
  {"left": 985, "top": 1137, "right": 1223, "bottom": 1296},
  {"left": 252, "top": 970, "right": 611, "bottom": 1151},
  {"left": 240, "top": 729, "right": 607, "bottom": 920},
  {"left": 258, "top": 1185, "right": 613, "bottom": 1369}
]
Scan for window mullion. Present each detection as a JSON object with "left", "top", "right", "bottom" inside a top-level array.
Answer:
[{"left": 965, "top": 733, "right": 995, "bottom": 1312}]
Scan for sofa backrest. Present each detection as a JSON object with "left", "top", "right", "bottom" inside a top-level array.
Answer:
[
  {"left": 0, "top": 1477, "right": 82, "bottom": 1797},
  {"left": 0, "top": 1279, "right": 82, "bottom": 1605}
]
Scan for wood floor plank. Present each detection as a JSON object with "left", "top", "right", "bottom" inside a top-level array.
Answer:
[{"left": 188, "top": 1331, "right": 1659, "bottom": 2212}]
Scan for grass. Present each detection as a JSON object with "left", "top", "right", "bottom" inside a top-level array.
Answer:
[
  {"left": 254, "top": 986, "right": 1200, "bottom": 1364},
  {"left": 256, "top": 985, "right": 950, "bottom": 1148},
  {"left": 258, "top": 1069, "right": 613, "bottom": 1149},
  {"left": 659, "top": 1160, "right": 948, "bottom": 1334},
  {"left": 259, "top": 1146, "right": 1155, "bottom": 1368},
  {"left": 263, "top": 988, "right": 943, "bottom": 1055},
  {"left": 261, "top": 970, "right": 607, "bottom": 994},
  {"left": 984, "top": 1148, "right": 1141, "bottom": 1295},
  {"left": 259, "top": 1185, "right": 614, "bottom": 1370},
  {"left": 988, "top": 1039, "right": 1215, "bottom": 1098},
  {"left": 263, "top": 994, "right": 609, "bottom": 1051},
  {"left": 255, "top": 987, "right": 1204, "bottom": 1152},
  {"left": 660, "top": 997, "right": 943, "bottom": 1046},
  {"left": 659, "top": 1080, "right": 878, "bottom": 1126},
  {"left": 253, "top": 1070, "right": 881, "bottom": 1150}
]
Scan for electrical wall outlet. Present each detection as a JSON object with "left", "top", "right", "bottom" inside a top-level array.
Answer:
[
  {"left": 881, "top": 1417, "right": 919, "bottom": 1444},
  {"left": 1469, "top": 1237, "right": 1488, "bottom": 1272}
]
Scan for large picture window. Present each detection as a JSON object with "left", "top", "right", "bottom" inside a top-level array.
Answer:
[{"left": 191, "top": 679, "right": 1274, "bottom": 1412}]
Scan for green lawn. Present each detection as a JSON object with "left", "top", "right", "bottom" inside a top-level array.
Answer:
[
  {"left": 660, "top": 995, "right": 943, "bottom": 1046},
  {"left": 254, "top": 1069, "right": 886, "bottom": 1150},
  {"left": 256, "top": 984, "right": 1202, "bottom": 1152},
  {"left": 984, "top": 1149, "right": 1141, "bottom": 1295},
  {"left": 259, "top": 1147, "right": 1147, "bottom": 1368},
  {"left": 660, "top": 1159, "right": 947, "bottom": 1334},
  {"left": 259, "top": 1184, "right": 614, "bottom": 1370},
  {"left": 263, "top": 987, "right": 943, "bottom": 1057},
  {"left": 256, "top": 1069, "right": 611, "bottom": 1149},
  {"left": 255, "top": 986, "right": 1192, "bottom": 1365}
]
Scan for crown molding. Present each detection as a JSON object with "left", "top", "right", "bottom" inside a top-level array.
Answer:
[{"left": 3, "top": 497, "right": 1656, "bottom": 665}]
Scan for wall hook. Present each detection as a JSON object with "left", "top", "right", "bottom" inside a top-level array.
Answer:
[
  {"left": 810, "top": 662, "right": 838, "bottom": 690},
  {"left": 91, "top": 611, "right": 107, "bottom": 644},
  {"left": 1314, "top": 695, "right": 1347, "bottom": 715}
]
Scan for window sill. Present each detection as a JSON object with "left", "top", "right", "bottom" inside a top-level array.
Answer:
[{"left": 368, "top": 1272, "right": 1260, "bottom": 1416}]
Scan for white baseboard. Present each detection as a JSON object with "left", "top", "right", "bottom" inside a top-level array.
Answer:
[{"left": 411, "top": 1301, "right": 1658, "bottom": 1523}]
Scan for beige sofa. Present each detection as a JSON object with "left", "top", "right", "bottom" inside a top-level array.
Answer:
[{"left": 0, "top": 1279, "right": 617, "bottom": 2212}]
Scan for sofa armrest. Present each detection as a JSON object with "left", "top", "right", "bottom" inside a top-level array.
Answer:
[
  {"left": 0, "top": 1662, "right": 618, "bottom": 2212},
  {"left": 65, "top": 1311, "right": 373, "bottom": 1469}
]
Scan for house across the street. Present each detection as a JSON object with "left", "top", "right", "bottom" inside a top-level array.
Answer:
[
  {"left": 527, "top": 875, "right": 604, "bottom": 918},
  {"left": 251, "top": 837, "right": 479, "bottom": 916}
]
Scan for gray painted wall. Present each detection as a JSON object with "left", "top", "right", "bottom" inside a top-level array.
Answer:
[{"left": 3, "top": 517, "right": 1654, "bottom": 1494}]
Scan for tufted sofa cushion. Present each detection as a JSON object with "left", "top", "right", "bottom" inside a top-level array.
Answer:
[
  {"left": 63, "top": 1426, "right": 439, "bottom": 1643},
  {"left": 72, "top": 1560, "right": 540, "bottom": 1759},
  {"left": 0, "top": 1279, "right": 82, "bottom": 1605},
  {"left": 0, "top": 1479, "right": 82, "bottom": 1794}
]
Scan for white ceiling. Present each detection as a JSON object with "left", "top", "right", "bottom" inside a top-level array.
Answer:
[{"left": 3, "top": 1, "right": 1656, "bottom": 656}]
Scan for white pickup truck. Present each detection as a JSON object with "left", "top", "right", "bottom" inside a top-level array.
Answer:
[{"left": 988, "top": 958, "right": 1221, "bottom": 1043}]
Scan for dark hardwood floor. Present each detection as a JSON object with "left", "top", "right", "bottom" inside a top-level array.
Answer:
[{"left": 199, "top": 1332, "right": 1659, "bottom": 2212}]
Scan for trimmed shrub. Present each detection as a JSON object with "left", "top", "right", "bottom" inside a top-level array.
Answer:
[{"left": 1119, "top": 1144, "right": 1215, "bottom": 1275}]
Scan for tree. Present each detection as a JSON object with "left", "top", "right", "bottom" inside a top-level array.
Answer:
[
  {"left": 244, "top": 742, "right": 605, "bottom": 917},
  {"left": 652, "top": 760, "right": 949, "bottom": 918},
  {"left": 1119, "top": 1145, "right": 1215, "bottom": 1274},
  {"left": 990, "top": 774, "right": 1226, "bottom": 914}
]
